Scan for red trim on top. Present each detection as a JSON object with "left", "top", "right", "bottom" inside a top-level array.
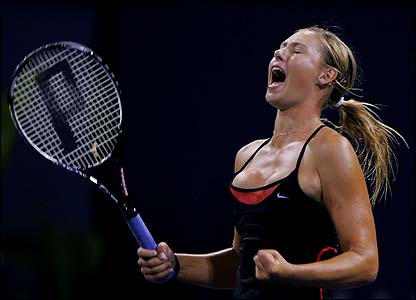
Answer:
[
  {"left": 317, "top": 246, "right": 338, "bottom": 300},
  {"left": 229, "top": 183, "right": 280, "bottom": 205}
]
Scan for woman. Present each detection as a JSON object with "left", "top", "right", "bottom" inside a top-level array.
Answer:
[{"left": 137, "top": 26, "right": 406, "bottom": 299}]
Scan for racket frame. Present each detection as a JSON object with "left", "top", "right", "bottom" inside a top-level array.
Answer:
[{"left": 7, "top": 41, "right": 174, "bottom": 283}]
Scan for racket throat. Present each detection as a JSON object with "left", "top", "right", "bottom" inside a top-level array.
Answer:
[{"left": 118, "top": 200, "right": 139, "bottom": 220}]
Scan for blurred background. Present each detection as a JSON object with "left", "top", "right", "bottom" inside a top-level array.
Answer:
[{"left": 1, "top": 1, "right": 414, "bottom": 299}]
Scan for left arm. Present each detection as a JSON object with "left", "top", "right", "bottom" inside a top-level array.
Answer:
[{"left": 254, "top": 133, "right": 378, "bottom": 289}]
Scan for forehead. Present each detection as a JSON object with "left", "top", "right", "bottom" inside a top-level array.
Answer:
[{"left": 281, "top": 30, "right": 321, "bottom": 49}]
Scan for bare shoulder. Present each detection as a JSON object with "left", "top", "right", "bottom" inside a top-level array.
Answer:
[
  {"left": 307, "top": 126, "right": 368, "bottom": 207},
  {"left": 309, "top": 126, "right": 356, "bottom": 163},
  {"left": 234, "top": 139, "right": 268, "bottom": 172}
]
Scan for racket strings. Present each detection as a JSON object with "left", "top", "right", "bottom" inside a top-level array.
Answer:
[
  {"left": 12, "top": 44, "right": 122, "bottom": 169},
  {"left": 27, "top": 101, "right": 120, "bottom": 161},
  {"left": 19, "top": 75, "right": 117, "bottom": 141},
  {"left": 20, "top": 93, "right": 120, "bottom": 165},
  {"left": 14, "top": 49, "right": 88, "bottom": 133},
  {"left": 15, "top": 51, "right": 107, "bottom": 118}
]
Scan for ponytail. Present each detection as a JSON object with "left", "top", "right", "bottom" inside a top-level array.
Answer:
[{"left": 336, "top": 99, "right": 408, "bottom": 205}]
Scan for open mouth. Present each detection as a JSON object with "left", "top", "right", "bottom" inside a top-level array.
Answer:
[{"left": 270, "top": 66, "right": 286, "bottom": 86}]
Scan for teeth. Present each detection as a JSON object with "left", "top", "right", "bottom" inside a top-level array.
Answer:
[
  {"left": 270, "top": 65, "right": 286, "bottom": 84},
  {"left": 272, "top": 66, "right": 284, "bottom": 73}
]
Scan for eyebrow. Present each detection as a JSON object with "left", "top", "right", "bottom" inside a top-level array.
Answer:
[{"left": 279, "top": 41, "right": 307, "bottom": 49}]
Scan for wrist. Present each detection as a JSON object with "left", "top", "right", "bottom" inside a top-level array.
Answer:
[
  {"left": 275, "top": 262, "right": 297, "bottom": 283},
  {"left": 285, "top": 262, "right": 303, "bottom": 285},
  {"left": 173, "top": 254, "right": 181, "bottom": 279}
]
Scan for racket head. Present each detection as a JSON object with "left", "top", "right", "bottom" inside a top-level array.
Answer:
[{"left": 8, "top": 41, "right": 122, "bottom": 171}]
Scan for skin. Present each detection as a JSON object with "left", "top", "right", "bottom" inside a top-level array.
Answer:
[{"left": 137, "top": 30, "right": 379, "bottom": 290}]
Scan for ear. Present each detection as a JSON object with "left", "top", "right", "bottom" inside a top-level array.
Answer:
[{"left": 317, "top": 67, "right": 339, "bottom": 86}]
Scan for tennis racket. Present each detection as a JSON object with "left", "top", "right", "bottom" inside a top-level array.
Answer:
[{"left": 7, "top": 41, "right": 174, "bottom": 282}]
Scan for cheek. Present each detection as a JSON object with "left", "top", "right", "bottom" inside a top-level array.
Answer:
[{"left": 289, "top": 58, "right": 320, "bottom": 85}]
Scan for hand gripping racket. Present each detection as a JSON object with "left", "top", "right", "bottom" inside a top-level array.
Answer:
[{"left": 7, "top": 41, "right": 174, "bottom": 282}]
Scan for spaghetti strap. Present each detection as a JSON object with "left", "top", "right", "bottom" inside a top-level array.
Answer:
[
  {"left": 235, "top": 138, "right": 271, "bottom": 174},
  {"left": 295, "top": 125, "right": 326, "bottom": 170}
]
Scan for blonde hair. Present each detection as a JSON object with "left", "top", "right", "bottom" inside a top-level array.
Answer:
[{"left": 299, "top": 26, "right": 408, "bottom": 205}]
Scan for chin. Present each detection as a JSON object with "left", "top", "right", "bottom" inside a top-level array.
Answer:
[
  {"left": 265, "top": 97, "right": 280, "bottom": 109},
  {"left": 265, "top": 91, "right": 281, "bottom": 106},
  {"left": 265, "top": 96, "right": 294, "bottom": 111}
]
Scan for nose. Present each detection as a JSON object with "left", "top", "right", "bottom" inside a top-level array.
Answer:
[{"left": 274, "top": 49, "right": 284, "bottom": 61}]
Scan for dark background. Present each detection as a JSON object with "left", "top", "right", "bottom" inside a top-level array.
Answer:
[{"left": 1, "top": 2, "right": 414, "bottom": 299}]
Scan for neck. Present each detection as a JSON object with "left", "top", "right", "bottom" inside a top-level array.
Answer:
[
  {"left": 273, "top": 127, "right": 305, "bottom": 137},
  {"left": 273, "top": 107, "right": 321, "bottom": 138}
]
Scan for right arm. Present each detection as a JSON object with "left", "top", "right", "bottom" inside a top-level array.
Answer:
[
  {"left": 175, "top": 228, "right": 240, "bottom": 288},
  {"left": 138, "top": 139, "right": 264, "bottom": 288},
  {"left": 138, "top": 229, "right": 240, "bottom": 289}
]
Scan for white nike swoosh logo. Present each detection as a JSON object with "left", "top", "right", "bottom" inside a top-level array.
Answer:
[{"left": 276, "top": 192, "right": 289, "bottom": 199}]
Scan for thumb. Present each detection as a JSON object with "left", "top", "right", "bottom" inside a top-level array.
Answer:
[
  {"left": 255, "top": 250, "right": 279, "bottom": 268},
  {"left": 253, "top": 253, "right": 267, "bottom": 270},
  {"left": 157, "top": 242, "right": 170, "bottom": 261},
  {"left": 269, "top": 250, "right": 284, "bottom": 262}
]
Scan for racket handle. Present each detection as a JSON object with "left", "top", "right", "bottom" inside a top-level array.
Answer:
[
  {"left": 92, "top": 178, "right": 175, "bottom": 282},
  {"left": 127, "top": 213, "right": 157, "bottom": 249},
  {"left": 127, "top": 214, "right": 175, "bottom": 283}
]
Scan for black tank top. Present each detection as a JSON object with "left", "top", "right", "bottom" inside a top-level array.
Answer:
[{"left": 230, "top": 125, "right": 339, "bottom": 299}]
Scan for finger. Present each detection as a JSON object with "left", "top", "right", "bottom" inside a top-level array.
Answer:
[
  {"left": 253, "top": 254, "right": 266, "bottom": 270},
  {"left": 138, "top": 256, "right": 168, "bottom": 268},
  {"left": 137, "top": 247, "right": 157, "bottom": 258},
  {"left": 144, "top": 267, "right": 175, "bottom": 282},
  {"left": 254, "top": 262, "right": 263, "bottom": 280},
  {"left": 268, "top": 250, "right": 282, "bottom": 261},
  {"left": 254, "top": 257, "right": 270, "bottom": 281},
  {"left": 258, "top": 249, "right": 281, "bottom": 261},
  {"left": 141, "top": 261, "right": 173, "bottom": 276},
  {"left": 256, "top": 249, "right": 267, "bottom": 256}
]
